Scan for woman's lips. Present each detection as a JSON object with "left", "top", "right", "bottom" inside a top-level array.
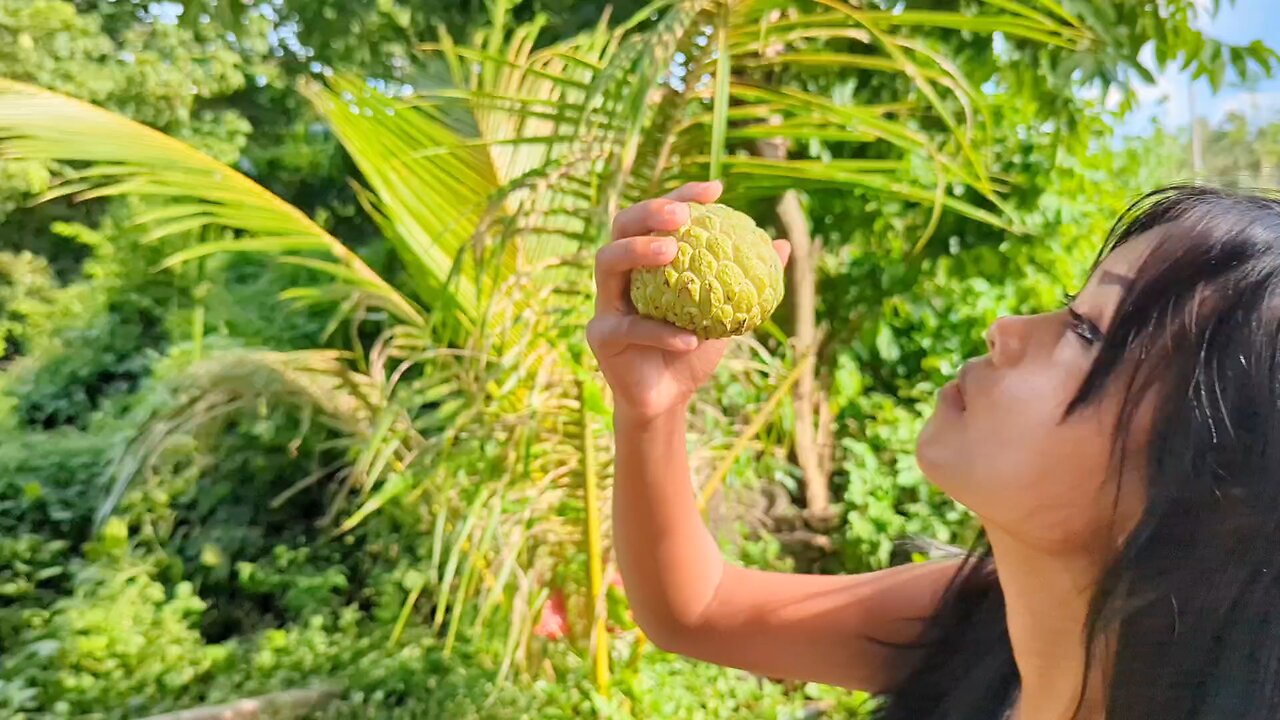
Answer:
[
  {"left": 940, "top": 379, "right": 965, "bottom": 411},
  {"left": 940, "top": 365, "right": 969, "bottom": 411}
]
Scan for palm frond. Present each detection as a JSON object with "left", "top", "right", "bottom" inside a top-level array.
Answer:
[
  {"left": 94, "top": 349, "right": 397, "bottom": 529},
  {"left": 301, "top": 75, "right": 494, "bottom": 331},
  {"left": 0, "top": 79, "right": 422, "bottom": 325}
]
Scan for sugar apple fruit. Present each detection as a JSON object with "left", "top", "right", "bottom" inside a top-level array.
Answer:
[{"left": 629, "top": 202, "right": 784, "bottom": 340}]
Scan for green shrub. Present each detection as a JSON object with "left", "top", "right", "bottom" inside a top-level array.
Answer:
[
  {"left": 0, "top": 553, "right": 231, "bottom": 718},
  {"left": 0, "top": 430, "right": 113, "bottom": 540}
]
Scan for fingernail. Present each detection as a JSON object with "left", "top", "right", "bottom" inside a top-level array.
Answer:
[
  {"left": 651, "top": 239, "right": 676, "bottom": 257},
  {"left": 679, "top": 335, "right": 698, "bottom": 350},
  {"left": 665, "top": 203, "right": 688, "bottom": 223}
]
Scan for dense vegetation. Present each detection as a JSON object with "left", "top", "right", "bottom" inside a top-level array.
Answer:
[{"left": 0, "top": 1, "right": 1275, "bottom": 717}]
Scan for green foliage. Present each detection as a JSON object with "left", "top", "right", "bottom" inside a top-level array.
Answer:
[
  {"left": 1194, "top": 110, "right": 1280, "bottom": 188},
  {"left": 0, "top": 0, "right": 257, "bottom": 240},
  {"left": 0, "top": 533, "right": 71, "bottom": 615},
  {"left": 0, "top": 250, "right": 58, "bottom": 361},
  {"left": 0, "top": 431, "right": 113, "bottom": 539},
  {"left": 235, "top": 547, "right": 352, "bottom": 620},
  {"left": 0, "top": 556, "right": 230, "bottom": 718},
  {"left": 0, "top": 1, "right": 1276, "bottom": 718},
  {"left": 0, "top": 214, "right": 177, "bottom": 430}
]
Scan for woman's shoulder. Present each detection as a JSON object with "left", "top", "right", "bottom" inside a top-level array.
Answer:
[{"left": 870, "top": 552, "right": 1018, "bottom": 720}]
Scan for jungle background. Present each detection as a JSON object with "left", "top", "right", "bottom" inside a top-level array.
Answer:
[{"left": 1, "top": 0, "right": 1278, "bottom": 718}]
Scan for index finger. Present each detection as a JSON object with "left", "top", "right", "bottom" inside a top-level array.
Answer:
[
  {"left": 611, "top": 180, "right": 725, "bottom": 241},
  {"left": 664, "top": 179, "right": 724, "bottom": 203},
  {"left": 594, "top": 235, "right": 679, "bottom": 313}
]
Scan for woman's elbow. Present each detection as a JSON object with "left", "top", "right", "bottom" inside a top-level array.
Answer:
[{"left": 630, "top": 603, "right": 701, "bottom": 654}]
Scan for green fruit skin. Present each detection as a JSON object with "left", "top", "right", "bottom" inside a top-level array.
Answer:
[{"left": 629, "top": 202, "right": 784, "bottom": 340}]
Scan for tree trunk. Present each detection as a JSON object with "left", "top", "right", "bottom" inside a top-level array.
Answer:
[
  {"left": 756, "top": 135, "right": 834, "bottom": 524},
  {"left": 139, "top": 686, "right": 340, "bottom": 720}
]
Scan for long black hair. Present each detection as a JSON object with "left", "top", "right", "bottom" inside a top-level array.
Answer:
[{"left": 873, "top": 184, "right": 1280, "bottom": 720}]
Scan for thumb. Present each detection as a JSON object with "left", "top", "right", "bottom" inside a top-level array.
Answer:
[{"left": 773, "top": 239, "right": 792, "bottom": 269}]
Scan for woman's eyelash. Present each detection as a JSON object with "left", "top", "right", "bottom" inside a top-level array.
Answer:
[
  {"left": 1067, "top": 307, "right": 1103, "bottom": 345},
  {"left": 1061, "top": 292, "right": 1104, "bottom": 345}
]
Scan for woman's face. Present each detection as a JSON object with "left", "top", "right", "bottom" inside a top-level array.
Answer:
[{"left": 917, "top": 232, "right": 1158, "bottom": 555}]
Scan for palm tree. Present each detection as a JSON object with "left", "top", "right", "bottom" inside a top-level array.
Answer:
[{"left": 0, "top": 0, "right": 1085, "bottom": 696}]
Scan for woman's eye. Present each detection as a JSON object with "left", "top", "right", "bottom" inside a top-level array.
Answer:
[{"left": 1067, "top": 307, "right": 1101, "bottom": 345}]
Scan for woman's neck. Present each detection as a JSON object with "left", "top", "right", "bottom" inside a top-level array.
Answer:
[{"left": 987, "top": 527, "right": 1112, "bottom": 720}]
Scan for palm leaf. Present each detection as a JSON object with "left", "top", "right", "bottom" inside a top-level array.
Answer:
[
  {"left": 301, "top": 76, "right": 492, "bottom": 332},
  {"left": 0, "top": 79, "right": 422, "bottom": 325}
]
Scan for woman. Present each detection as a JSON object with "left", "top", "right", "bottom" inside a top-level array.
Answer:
[{"left": 586, "top": 180, "right": 1280, "bottom": 719}]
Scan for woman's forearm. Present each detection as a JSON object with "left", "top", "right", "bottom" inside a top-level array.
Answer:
[{"left": 612, "top": 402, "right": 727, "bottom": 646}]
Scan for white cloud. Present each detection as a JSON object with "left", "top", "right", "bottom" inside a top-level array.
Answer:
[
  {"left": 1211, "top": 90, "right": 1280, "bottom": 123},
  {"left": 1129, "top": 39, "right": 1195, "bottom": 119},
  {"left": 1130, "top": 64, "right": 1193, "bottom": 127}
]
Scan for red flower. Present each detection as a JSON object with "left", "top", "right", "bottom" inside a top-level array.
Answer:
[{"left": 535, "top": 589, "right": 569, "bottom": 640}]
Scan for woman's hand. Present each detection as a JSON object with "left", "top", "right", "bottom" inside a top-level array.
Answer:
[{"left": 586, "top": 180, "right": 790, "bottom": 421}]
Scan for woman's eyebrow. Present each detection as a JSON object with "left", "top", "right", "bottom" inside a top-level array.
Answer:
[{"left": 1097, "top": 270, "right": 1133, "bottom": 290}]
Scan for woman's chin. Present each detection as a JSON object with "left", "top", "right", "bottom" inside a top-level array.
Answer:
[
  {"left": 918, "top": 399, "right": 949, "bottom": 438},
  {"left": 915, "top": 409, "right": 957, "bottom": 482}
]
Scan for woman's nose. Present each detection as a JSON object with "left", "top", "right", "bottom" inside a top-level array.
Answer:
[{"left": 985, "top": 315, "right": 1030, "bottom": 366}]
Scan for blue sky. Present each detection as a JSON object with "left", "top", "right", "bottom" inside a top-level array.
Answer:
[{"left": 1126, "top": 0, "right": 1280, "bottom": 131}]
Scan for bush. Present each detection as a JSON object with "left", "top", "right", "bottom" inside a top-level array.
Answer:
[
  {"left": 0, "top": 551, "right": 231, "bottom": 718},
  {"left": 0, "top": 430, "right": 113, "bottom": 541}
]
